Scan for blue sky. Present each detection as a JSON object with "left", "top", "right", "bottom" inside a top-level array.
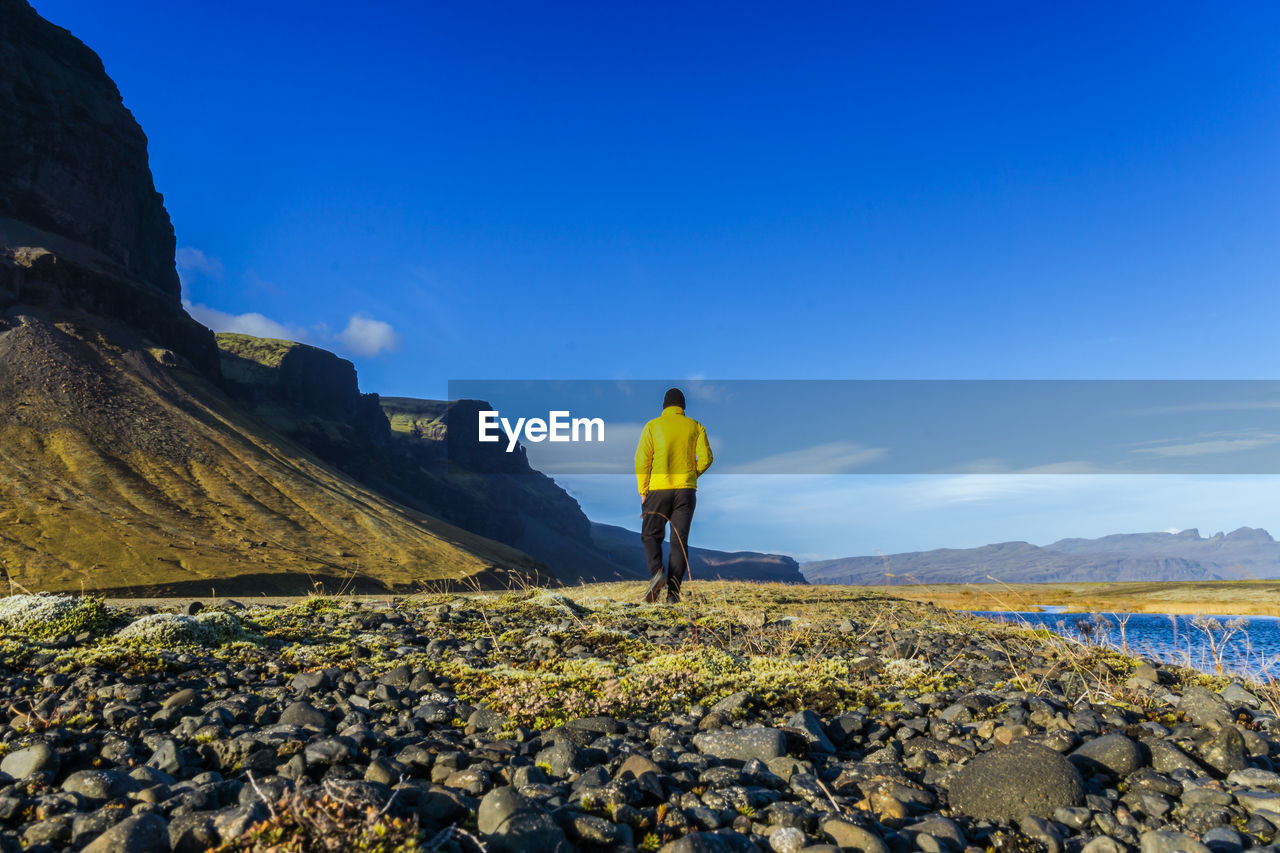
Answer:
[{"left": 31, "top": 1, "right": 1280, "bottom": 559}]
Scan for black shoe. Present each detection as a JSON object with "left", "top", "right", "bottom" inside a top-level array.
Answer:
[
  {"left": 644, "top": 573, "right": 666, "bottom": 603},
  {"left": 666, "top": 590, "right": 681, "bottom": 603}
]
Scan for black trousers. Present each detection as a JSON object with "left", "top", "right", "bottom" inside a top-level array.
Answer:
[{"left": 641, "top": 488, "right": 696, "bottom": 598}]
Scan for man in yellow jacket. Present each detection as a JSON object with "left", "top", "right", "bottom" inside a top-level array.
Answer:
[{"left": 634, "top": 387, "right": 713, "bottom": 603}]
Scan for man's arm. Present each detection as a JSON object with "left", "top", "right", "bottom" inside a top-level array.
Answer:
[
  {"left": 695, "top": 423, "right": 713, "bottom": 476},
  {"left": 635, "top": 423, "right": 654, "bottom": 496}
]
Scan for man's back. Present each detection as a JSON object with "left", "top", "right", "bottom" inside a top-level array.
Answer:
[{"left": 635, "top": 405, "right": 713, "bottom": 494}]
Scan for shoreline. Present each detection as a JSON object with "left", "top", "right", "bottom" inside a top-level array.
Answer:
[{"left": 867, "top": 579, "right": 1280, "bottom": 618}]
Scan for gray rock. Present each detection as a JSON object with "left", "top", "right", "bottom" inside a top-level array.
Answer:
[
  {"left": 1179, "top": 686, "right": 1233, "bottom": 730},
  {"left": 291, "top": 671, "right": 327, "bottom": 695},
  {"left": 819, "top": 817, "right": 889, "bottom": 853},
  {"left": 693, "top": 726, "right": 787, "bottom": 762},
  {"left": 214, "top": 802, "right": 270, "bottom": 841},
  {"left": 279, "top": 700, "right": 328, "bottom": 729},
  {"left": 1140, "top": 829, "right": 1212, "bottom": 853},
  {"left": 1202, "top": 826, "right": 1244, "bottom": 853},
  {"left": 1228, "top": 768, "right": 1280, "bottom": 791},
  {"left": 443, "top": 767, "right": 489, "bottom": 795},
  {"left": 23, "top": 819, "right": 71, "bottom": 847},
  {"left": 563, "top": 716, "right": 624, "bottom": 735},
  {"left": 535, "top": 740, "right": 587, "bottom": 778},
  {"left": 786, "top": 710, "right": 835, "bottom": 753},
  {"left": 0, "top": 743, "right": 58, "bottom": 779},
  {"left": 61, "top": 769, "right": 143, "bottom": 800},
  {"left": 908, "top": 816, "right": 965, "bottom": 849},
  {"left": 1182, "top": 786, "right": 1234, "bottom": 806},
  {"left": 1144, "top": 737, "right": 1207, "bottom": 776},
  {"left": 81, "top": 813, "right": 169, "bottom": 853},
  {"left": 146, "top": 738, "right": 182, "bottom": 775},
  {"left": 768, "top": 825, "right": 806, "bottom": 853},
  {"left": 1081, "top": 839, "right": 1127, "bottom": 853},
  {"left": 1071, "top": 733, "right": 1144, "bottom": 778},
  {"left": 947, "top": 740, "right": 1084, "bottom": 820},
  {"left": 570, "top": 814, "right": 619, "bottom": 846},
  {"left": 364, "top": 757, "right": 405, "bottom": 786},
  {"left": 303, "top": 737, "right": 355, "bottom": 765},
  {"left": 1220, "top": 682, "right": 1260, "bottom": 708},
  {"left": 1202, "top": 725, "right": 1248, "bottom": 775},
  {"left": 1019, "top": 814, "right": 1067, "bottom": 853},
  {"left": 71, "top": 810, "right": 128, "bottom": 848},
  {"left": 169, "top": 812, "right": 218, "bottom": 853},
  {"left": 477, "top": 786, "right": 569, "bottom": 853},
  {"left": 710, "top": 691, "right": 752, "bottom": 715},
  {"left": 1234, "top": 789, "right": 1280, "bottom": 814},
  {"left": 468, "top": 707, "right": 509, "bottom": 732}
]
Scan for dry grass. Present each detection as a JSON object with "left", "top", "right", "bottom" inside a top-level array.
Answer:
[{"left": 876, "top": 579, "right": 1280, "bottom": 617}]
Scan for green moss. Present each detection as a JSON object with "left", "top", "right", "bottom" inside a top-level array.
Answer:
[
  {"left": 115, "top": 610, "right": 251, "bottom": 647},
  {"left": 0, "top": 594, "right": 112, "bottom": 639}
]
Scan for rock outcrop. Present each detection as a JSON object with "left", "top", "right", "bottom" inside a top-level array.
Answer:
[{"left": 0, "top": 0, "right": 217, "bottom": 375}]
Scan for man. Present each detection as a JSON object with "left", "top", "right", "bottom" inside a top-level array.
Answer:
[{"left": 634, "top": 387, "right": 713, "bottom": 603}]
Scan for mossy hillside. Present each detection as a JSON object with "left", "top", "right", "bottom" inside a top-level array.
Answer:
[
  {"left": 0, "top": 317, "right": 543, "bottom": 595},
  {"left": 215, "top": 332, "right": 300, "bottom": 371}
]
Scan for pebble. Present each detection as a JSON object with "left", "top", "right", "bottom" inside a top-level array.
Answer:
[
  {"left": 0, "top": 593, "right": 1273, "bottom": 853},
  {"left": 947, "top": 740, "right": 1084, "bottom": 820}
]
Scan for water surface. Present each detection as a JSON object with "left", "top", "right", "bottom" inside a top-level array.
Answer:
[{"left": 971, "top": 609, "right": 1280, "bottom": 681}]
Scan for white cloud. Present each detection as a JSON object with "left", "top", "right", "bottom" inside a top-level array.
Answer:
[
  {"left": 174, "top": 250, "right": 401, "bottom": 359},
  {"left": 1132, "top": 433, "right": 1280, "bottom": 457},
  {"left": 175, "top": 247, "right": 223, "bottom": 283},
  {"left": 722, "top": 440, "right": 887, "bottom": 474},
  {"left": 183, "top": 299, "right": 307, "bottom": 342},
  {"left": 336, "top": 314, "right": 401, "bottom": 357}
]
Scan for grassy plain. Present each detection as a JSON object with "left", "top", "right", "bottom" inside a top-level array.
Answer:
[{"left": 871, "top": 579, "right": 1280, "bottom": 617}]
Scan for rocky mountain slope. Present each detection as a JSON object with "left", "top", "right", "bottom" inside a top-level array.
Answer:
[
  {"left": 213, "top": 345, "right": 646, "bottom": 585},
  {"left": 802, "top": 527, "right": 1280, "bottom": 586},
  {"left": 0, "top": 0, "right": 542, "bottom": 594}
]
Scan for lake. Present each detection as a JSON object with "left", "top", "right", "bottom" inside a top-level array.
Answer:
[{"left": 971, "top": 608, "right": 1280, "bottom": 682}]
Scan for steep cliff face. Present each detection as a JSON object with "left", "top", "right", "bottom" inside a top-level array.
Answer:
[
  {"left": 1, "top": 0, "right": 177, "bottom": 293},
  {"left": 217, "top": 333, "right": 390, "bottom": 472},
  {"left": 0, "top": 0, "right": 217, "bottom": 375}
]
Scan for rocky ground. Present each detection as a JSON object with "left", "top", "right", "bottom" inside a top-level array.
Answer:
[{"left": 0, "top": 582, "right": 1276, "bottom": 853}]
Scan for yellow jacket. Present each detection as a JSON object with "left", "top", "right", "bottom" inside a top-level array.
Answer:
[{"left": 635, "top": 406, "right": 713, "bottom": 495}]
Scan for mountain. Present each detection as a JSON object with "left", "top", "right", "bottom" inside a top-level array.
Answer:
[
  {"left": 801, "top": 527, "right": 1280, "bottom": 586},
  {"left": 0, "top": 0, "right": 541, "bottom": 594},
  {"left": 590, "top": 523, "right": 807, "bottom": 584},
  {"left": 1045, "top": 527, "right": 1280, "bottom": 576},
  {"left": 213, "top": 343, "right": 644, "bottom": 584}
]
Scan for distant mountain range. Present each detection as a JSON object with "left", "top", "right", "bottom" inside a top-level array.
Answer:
[{"left": 801, "top": 527, "right": 1280, "bottom": 585}]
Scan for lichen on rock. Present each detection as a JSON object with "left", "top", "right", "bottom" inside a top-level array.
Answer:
[
  {"left": 0, "top": 593, "right": 110, "bottom": 639},
  {"left": 115, "top": 609, "right": 248, "bottom": 646}
]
